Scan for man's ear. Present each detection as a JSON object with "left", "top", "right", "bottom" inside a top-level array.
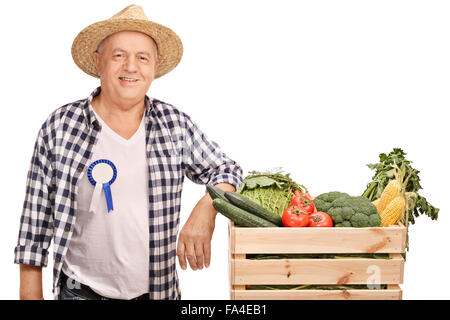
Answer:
[{"left": 93, "top": 51, "right": 102, "bottom": 76}]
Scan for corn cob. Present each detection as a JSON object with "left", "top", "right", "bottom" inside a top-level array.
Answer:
[
  {"left": 372, "top": 198, "right": 381, "bottom": 214},
  {"left": 377, "top": 179, "right": 400, "bottom": 214},
  {"left": 380, "top": 195, "right": 406, "bottom": 227}
]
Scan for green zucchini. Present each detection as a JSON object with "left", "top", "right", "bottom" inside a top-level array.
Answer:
[
  {"left": 206, "top": 184, "right": 228, "bottom": 201},
  {"left": 224, "top": 191, "right": 283, "bottom": 226},
  {"left": 212, "top": 199, "right": 278, "bottom": 227}
]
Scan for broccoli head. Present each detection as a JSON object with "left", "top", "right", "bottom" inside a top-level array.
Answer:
[
  {"left": 314, "top": 191, "right": 350, "bottom": 212},
  {"left": 327, "top": 195, "right": 381, "bottom": 227}
]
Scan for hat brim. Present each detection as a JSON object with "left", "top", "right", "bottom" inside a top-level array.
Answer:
[{"left": 72, "top": 18, "right": 183, "bottom": 79}]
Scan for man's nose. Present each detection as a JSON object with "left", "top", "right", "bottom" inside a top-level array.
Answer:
[{"left": 123, "top": 56, "right": 138, "bottom": 73}]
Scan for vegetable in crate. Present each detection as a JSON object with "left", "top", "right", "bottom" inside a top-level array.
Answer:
[
  {"left": 281, "top": 206, "right": 310, "bottom": 227},
  {"left": 212, "top": 198, "right": 278, "bottom": 227},
  {"left": 206, "top": 184, "right": 228, "bottom": 201},
  {"left": 237, "top": 168, "right": 306, "bottom": 217},
  {"left": 309, "top": 212, "right": 333, "bottom": 227},
  {"left": 224, "top": 191, "right": 283, "bottom": 226},
  {"left": 362, "top": 148, "right": 439, "bottom": 224},
  {"left": 376, "top": 178, "right": 401, "bottom": 215},
  {"left": 374, "top": 163, "right": 416, "bottom": 227},
  {"left": 314, "top": 191, "right": 350, "bottom": 212},
  {"left": 290, "top": 189, "right": 316, "bottom": 213},
  {"left": 323, "top": 195, "right": 381, "bottom": 227},
  {"left": 381, "top": 195, "right": 406, "bottom": 227}
]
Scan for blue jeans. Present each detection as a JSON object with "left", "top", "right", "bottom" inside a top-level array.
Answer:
[
  {"left": 58, "top": 272, "right": 149, "bottom": 300},
  {"left": 58, "top": 273, "right": 110, "bottom": 300},
  {"left": 58, "top": 284, "right": 86, "bottom": 300}
]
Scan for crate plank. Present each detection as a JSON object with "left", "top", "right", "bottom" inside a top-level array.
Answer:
[
  {"left": 233, "top": 255, "right": 404, "bottom": 285},
  {"left": 232, "top": 224, "right": 406, "bottom": 254},
  {"left": 228, "top": 222, "right": 234, "bottom": 299},
  {"left": 232, "top": 285, "right": 402, "bottom": 300}
]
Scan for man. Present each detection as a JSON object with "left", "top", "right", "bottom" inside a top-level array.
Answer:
[{"left": 14, "top": 4, "right": 243, "bottom": 300}]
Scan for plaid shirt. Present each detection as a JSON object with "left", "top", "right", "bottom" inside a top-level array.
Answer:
[{"left": 14, "top": 87, "right": 243, "bottom": 300}]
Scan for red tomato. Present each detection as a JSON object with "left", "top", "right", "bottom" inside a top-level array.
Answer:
[
  {"left": 293, "top": 189, "right": 303, "bottom": 197},
  {"left": 308, "top": 212, "right": 333, "bottom": 227},
  {"left": 293, "top": 189, "right": 312, "bottom": 200},
  {"left": 290, "top": 192, "right": 316, "bottom": 213},
  {"left": 282, "top": 206, "right": 310, "bottom": 227}
]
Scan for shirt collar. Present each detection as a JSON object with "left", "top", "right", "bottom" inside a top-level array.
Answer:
[{"left": 83, "top": 86, "right": 153, "bottom": 128}]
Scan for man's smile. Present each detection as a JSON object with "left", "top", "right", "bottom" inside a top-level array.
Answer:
[{"left": 119, "top": 76, "right": 139, "bottom": 83}]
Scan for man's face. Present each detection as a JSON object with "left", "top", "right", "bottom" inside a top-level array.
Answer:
[{"left": 93, "top": 31, "right": 159, "bottom": 104}]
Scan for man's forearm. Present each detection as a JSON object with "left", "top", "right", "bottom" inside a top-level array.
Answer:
[
  {"left": 19, "top": 264, "right": 44, "bottom": 300},
  {"left": 214, "top": 182, "right": 236, "bottom": 193},
  {"left": 201, "top": 182, "right": 236, "bottom": 216},
  {"left": 177, "top": 182, "right": 237, "bottom": 270}
]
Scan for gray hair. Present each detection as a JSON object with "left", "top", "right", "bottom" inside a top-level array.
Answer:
[{"left": 96, "top": 34, "right": 159, "bottom": 62}]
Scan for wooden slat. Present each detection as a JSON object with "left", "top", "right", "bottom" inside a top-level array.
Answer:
[
  {"left": 228, "top": 222, "right": 234, "bottom": 299},
  {"left": 230, "top": 222, "right": 245, "bottom": 296},
  {"left": 232, "top": 223, "right": 406, "bottom": 254},
  {"left": 389, "top": 253, "right": 404, "bottom": 284},
  {"left": 233, "top": 256, "right": 404, "bottom": 285},
  {"left": 388, "top": 284, "right": 403, "bottom": 299},
  {"left": 233, "top": 254, "right": 246, "bottom": 290},
  {"left": 232, "top": 286, "right": 402, "bottom": 300}
]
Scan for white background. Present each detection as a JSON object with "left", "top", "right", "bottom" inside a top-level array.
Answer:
[{"left": 0, "top": 0, "right": 449, "bottom": 300}]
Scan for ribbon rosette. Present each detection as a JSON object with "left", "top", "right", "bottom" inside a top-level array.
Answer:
[{"left": 87, "top": 159, "right": 117, "bottom": 213}]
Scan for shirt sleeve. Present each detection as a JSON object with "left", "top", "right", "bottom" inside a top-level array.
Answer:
[
  {"left": 182, "top": 114, "right": 244, "bottom": 190},
  {"left": 14, "top": 127, "right": 54, "bottom": 268}
]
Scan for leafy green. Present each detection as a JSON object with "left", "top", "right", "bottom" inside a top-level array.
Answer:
[
  {"left": 237, "top": 175, "right": 283, "bottom": 190},
  {"left": 237, "top": 168, "right": 305, "bottom": 192},
  {"left": 237, "top": 168, "right": 305, "bottom": 216}
]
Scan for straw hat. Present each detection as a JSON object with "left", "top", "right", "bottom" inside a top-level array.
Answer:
[{"left": 72, "top": 4, "right": 183, "bottom": 79}]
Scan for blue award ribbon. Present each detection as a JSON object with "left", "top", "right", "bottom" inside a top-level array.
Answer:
[{"left": 87, "top": 159, "right": 117, "bottom": 213}]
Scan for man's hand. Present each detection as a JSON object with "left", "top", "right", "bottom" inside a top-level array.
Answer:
[{"left": 177, "top": 183, "right": 236, "bottom": 270}]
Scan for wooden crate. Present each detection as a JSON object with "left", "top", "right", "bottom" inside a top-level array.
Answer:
[{"left": 229, "top": 221, "right": 406, "bottom": 300}]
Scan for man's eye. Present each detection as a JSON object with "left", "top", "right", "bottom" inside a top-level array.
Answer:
[
  {"left": 139, "top": 56, "right": 148, "bottom": 61},
  {"left": 114, "top": 54, "right": 123, "bottom": 58}
]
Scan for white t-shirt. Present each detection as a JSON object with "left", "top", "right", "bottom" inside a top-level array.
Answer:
[{"left": 62, "top": 108, "right": 150, "bottom": 299}]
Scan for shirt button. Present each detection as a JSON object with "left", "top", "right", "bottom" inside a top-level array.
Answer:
[
  {"left": 70, "top": 196, "right": 75, "bottom": 201},
  {"left": 55, "top": 257, "right": 60, "bottom": 263},
  {"left": 89, "top": 138, "right": 94, "bottom": 144},
  {"left": 64, "top": 227, "right": 70, "bottom": 232},
  {"left": 77, "top": 167, "right": 82, "bottom": 173}
]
